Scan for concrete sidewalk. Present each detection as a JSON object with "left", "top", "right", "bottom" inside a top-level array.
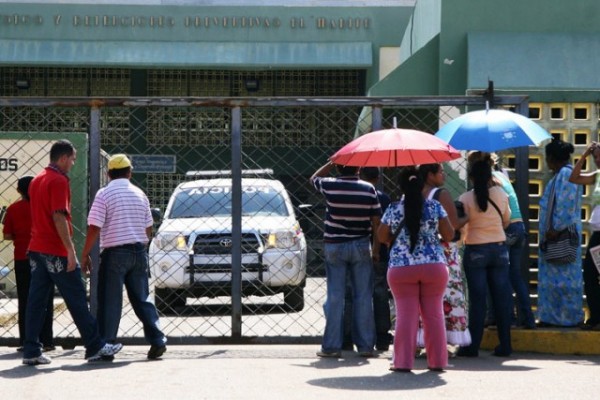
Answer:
[{"left": 1, "top": 344, "right": 599, "bottom": 400}]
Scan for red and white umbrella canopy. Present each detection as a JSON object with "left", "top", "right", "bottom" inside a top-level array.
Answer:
[{"left": 330, "top": 128, "right": 461, "bottom": 167}]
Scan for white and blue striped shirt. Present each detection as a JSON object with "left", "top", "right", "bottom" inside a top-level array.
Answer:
[
  {"left": 87, "top": 178, "right": 153, "bottom": 249},
  {"left": 311, "top": 175, "right": 381, "bottom": 243}
]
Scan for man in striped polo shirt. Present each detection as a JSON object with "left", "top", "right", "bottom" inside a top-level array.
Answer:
[
  {"left": 81, "top": 154, "right": 167, "bottom": 360},
  {"left": 311, "top": 160, "right": 382, "bottom": 358}
]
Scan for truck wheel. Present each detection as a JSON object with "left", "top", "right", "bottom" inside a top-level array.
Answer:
[
  {"left": 155, "top": 288, "right": 186, "bottom": 315},
  {"left": 284, "top": 286, "right": 304, "bottom": 312}
]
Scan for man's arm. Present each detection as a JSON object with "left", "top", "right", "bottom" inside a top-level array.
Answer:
[
  {"left": 81, "top": 225, "right": 101, "bottom": 275},
  {"left": 52, "top": 212, "right": 78, "bottom": 272},
  {"left": 570, "top": 142, "right": 598, "bottom": 185},
  {"left": 310, "top": 160, "right": 335, "bottom": 183}
]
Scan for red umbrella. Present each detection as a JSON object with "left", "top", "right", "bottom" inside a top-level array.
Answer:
[{"left": 330, "top": 128, "right": 462, "bottom": 167}]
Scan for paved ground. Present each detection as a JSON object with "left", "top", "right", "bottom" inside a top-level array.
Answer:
[{"left": 1, "top": 344, "right": 599, "bottom": 400}]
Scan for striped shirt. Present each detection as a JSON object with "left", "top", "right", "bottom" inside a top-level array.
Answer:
[
  {"left": 87, "top": 178, "right": 153, "bottom": 249},
  {"left": 312, "top": 175, "right": 381, "bottom": 243}
]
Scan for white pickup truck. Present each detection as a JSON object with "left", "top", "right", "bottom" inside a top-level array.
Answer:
[{"left": 149, "top": 172, "right": 307, "bottom": 314}]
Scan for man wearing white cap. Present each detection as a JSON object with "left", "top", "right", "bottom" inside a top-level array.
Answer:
[{"left": 81, "top": 153, "right": 167, "bottom": 360}]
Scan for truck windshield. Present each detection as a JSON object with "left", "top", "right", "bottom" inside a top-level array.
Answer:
[{"left": 169, "top": 185, "right": 289, "bottom": 218}]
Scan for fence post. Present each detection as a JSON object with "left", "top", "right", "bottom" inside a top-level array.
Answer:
[
  {"left": 372, "top": 106, "right": 383, "bottom": 131},
  {"left": 231, "top": 106, "right": 242, "bottom": 337},
  {"left": 88, "top": 106, "right": 101, "bottom": 316},
  {"left": 514, "top": 100, "right": 533, "bottom": 291}
]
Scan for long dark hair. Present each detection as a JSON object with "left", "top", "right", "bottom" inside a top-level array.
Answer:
[
  {"left": 418, "top": 163, "right": 442, "bottom": 183},
  {"left": 469, "top": 160, "right": 492, "bottom": 212},
  {"left": 399, "top": 166, "right": 424, "bottom": 252}
]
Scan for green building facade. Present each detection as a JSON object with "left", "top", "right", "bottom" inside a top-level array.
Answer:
[{"left": 2, "top": 0, "right": 600, "bottom": 290}]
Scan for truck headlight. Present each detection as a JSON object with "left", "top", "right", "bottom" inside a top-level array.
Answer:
[
  {"left": 266, "top": 230, "right": 299, "bottom": 249},
  {"left": 153, "top": 233, "right": 187, "bottom": 251}
]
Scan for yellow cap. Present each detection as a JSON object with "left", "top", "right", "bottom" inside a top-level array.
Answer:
[{"left": 107, "top": 154, "right": 132, "bottom": 170}]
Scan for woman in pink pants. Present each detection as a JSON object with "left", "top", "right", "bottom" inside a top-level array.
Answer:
[{"left": 378, "top": 166, "right": 456, "bottom": 372}]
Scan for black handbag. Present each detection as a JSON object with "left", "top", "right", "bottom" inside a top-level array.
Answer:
[{"left": 540, "top": 225, "right": 578, "bottom": 265}]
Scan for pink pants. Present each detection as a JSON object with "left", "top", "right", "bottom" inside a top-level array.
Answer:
[{"left": 388, "top": 263, "right": 449, "bottom": 370}]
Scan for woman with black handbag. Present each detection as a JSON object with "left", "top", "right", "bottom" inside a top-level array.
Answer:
[
  {"left": 568, "top": 141, "right": 600, "bottom": 331},
  {"left": 537, "top": 138, "right": 584, "bottom": 328},
  {"left": 455, "top": 160, "right": 513, "bottom": 358}
]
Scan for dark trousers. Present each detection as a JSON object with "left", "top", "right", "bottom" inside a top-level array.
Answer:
[
  {"left": 344, "top": 259, "right": 391, "bottom": 348},
  {"left": 583, "top": 232, "right": 600, "bottom": 324},
  {"left": 14, "top": 259, "right": 54, "bottom": 347}
]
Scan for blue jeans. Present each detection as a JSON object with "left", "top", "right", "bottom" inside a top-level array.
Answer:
[
  {"left": 322, "top": 237, "right": 375, "bottom": 353},
  {"left": 506, "top": 222, "right": 536, "bottom": 326},
  {"left": 462, "top": 243, "right": 512, "bottom": 354},
  {"left": 487, "top": 222, "right": 536, "bottom": 326},
  {"left": 24, "top": 252, "right": 104, "bottom": 359},
  {"left": 15, "top": 259, "right": 54, "bottom": 347},
  {"left": 98, "top": 243, "right": 166, "bottom": 346}
]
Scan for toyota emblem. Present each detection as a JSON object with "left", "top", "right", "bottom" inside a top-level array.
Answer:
[{"left": 219, "top": 238, "right": 233, "bottom": 248}]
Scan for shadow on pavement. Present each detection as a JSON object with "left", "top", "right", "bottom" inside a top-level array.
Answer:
[
  {"left": 307, "top": 371, "right": 447, "bottom": 391},
  {"left": 0, "top": 359, "right": 131, "bottom": 379}
]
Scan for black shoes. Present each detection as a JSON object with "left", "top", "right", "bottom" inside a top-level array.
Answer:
[
  {"left": 148, "top": 345, "right": 167, "bottom": 360},
  {"left": 579, "top": 321, "right": 600, "bottom": 331},
  {"left": 492, "top": 346, "right": 511, "bottom": 357},
  {"left": 455, "top": 346, "right": 479, "bottom": 357},
  {"left": 316, "top": 350, "right": 342, "bottom": 358},
  {"left": 389, "top": 367, "right": 411, "bottom": 373}
]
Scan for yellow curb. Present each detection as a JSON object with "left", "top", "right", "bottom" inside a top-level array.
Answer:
[{"left": 481, "top": 327, "right": 600, "bottom": 355}]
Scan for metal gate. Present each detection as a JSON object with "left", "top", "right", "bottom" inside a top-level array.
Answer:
[{"left": 0, "top": 95, "right": 530, "bottom": 346}]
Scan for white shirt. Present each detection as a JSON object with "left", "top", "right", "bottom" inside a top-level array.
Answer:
[{"left": 87, "top": 178, "right": 153, "bottom": 249}]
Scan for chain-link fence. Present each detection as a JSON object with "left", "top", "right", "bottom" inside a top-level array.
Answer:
[{"left": 0, "top": 95, "right": 530, "bottom": 346}]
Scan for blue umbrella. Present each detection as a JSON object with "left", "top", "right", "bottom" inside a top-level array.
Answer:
[{"left": 434, "top": 106, "right": 552, "bottom": 152}]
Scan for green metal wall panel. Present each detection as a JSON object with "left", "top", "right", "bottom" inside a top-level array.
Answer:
[
  {"left": 439, "top": 0, "right": 600, "bottom": 96},
  {"left": 369, "top": 35, "right": 439, "bottom": 96},
  {"left": 0, "top": 40, "right": 372, "bottom": 69},
  {"left": 0, "top": 3, "right": 413, "bottom": 88}
]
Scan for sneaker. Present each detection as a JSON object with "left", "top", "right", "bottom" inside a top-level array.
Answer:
[
  {"left": 23, "top": 354, "right": 52, "bottom": 366},
  {"left": 147, "top": 345, "right": 167, "bottom": 360},
  {"left": 358, "top": 351, "right": 375, "bottom": 358},
  {"left": 316, "top": 350, "right": 341, "bottom": 358},
  {"left": 43, "top": 345, "right": 56, "bottom": 352},
  {"left": 87, "top": 343, "right": 123, "bottom": 362}
]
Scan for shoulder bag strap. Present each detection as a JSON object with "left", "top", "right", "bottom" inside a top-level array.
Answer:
[
  {"left": 544, "top": 176, "right": 558, "bottom": 232},
  {"left": 427, "top": 187, "right": 441, "bottom": 201},
  {"left": 488, "top": 197, "right": 504, "bottom": 225}
]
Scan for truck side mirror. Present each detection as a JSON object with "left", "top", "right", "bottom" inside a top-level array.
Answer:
[{"left": 151, "top": 208, "right": 162, "bottom": 223}]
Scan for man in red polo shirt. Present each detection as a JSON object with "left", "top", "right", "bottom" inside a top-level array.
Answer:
[{"left": 22, "top": 139, "right": 123, "bottom": 366}]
